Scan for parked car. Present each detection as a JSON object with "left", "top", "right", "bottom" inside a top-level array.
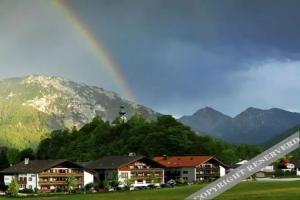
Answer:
[{"left": 165, "top": 179, "right": 176, "bottom": 187}]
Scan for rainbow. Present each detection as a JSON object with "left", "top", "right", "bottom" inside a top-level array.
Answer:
[{"left": 51, "top": 0, "right": 135, "bottom": 100}]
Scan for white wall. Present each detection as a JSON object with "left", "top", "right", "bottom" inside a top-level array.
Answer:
[
  {"left": 3, "top": 175, "right": 13, "bottom": 186},
  {"left": 220, "top": 166, "right": 226, "bottom": 177},
  {"left": 83, "top": 171, "right": 94, "bottom": 186},
  {"left": 118, "top": 170, "right": 131, "bottom": 184},
  {"left": 261, "top": 165, "right": 274, "bottom": 172},
  {"left": 4, "top": 174, "right": 38, "bottom": 190},
  {"left": 26, "top": 174, "right": 37, "bottom": 189},
  {"left": 297, "top": 168, "right": 300, "bottom": 176}
]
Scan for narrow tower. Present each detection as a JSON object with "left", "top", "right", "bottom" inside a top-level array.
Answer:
[{"left": 119, "top": 105, "right": 127, "bottom": 123}]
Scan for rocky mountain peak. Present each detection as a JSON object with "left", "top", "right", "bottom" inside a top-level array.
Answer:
[{"left": 0, "top": 75, "right": 159, "bottom": 149}]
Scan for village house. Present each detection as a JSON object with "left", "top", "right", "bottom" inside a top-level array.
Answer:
[
  {"left": 152, "top": 155, "right": 227, "bottom": 182},
  {"left": 255, "top": 165, "right": 275, "bottom": 178},
  {"left": 0, "top": 159, "right": 93, "bottom": 192},
  {"left": 278, "top": 159, "right": 295, "bottom": 172},
  {"left": 230, "top": 160, "right": 275, "bottom": 178},
  {"left": 84, "top": 155, "right": 165, "bottom": 188}
]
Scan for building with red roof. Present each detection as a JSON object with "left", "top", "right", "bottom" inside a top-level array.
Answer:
[{"left": 153, "top": 155, "right": 227, "bottom": 182}]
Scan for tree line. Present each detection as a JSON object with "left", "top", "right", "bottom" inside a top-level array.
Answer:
[{"left": 0, "top": 115, "right": 262, "bottom": 169}]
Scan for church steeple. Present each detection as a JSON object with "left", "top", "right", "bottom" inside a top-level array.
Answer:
[{"left": 119, "top": 105, "right": 127, "bottom": 123}]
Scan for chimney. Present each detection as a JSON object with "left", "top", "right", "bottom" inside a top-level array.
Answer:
[
  {"left": 24, "top": 158, "right": 29, "bottom": 165},
  {"left": 163, "top": 155, "right": 167, "bottom": 160}
]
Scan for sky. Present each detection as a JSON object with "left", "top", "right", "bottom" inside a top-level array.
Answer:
[{"left": 1, "top": 0, "right": 300, "bottom": 117}]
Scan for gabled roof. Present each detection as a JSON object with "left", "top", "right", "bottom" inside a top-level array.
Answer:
[
  {"left": 0, "top": 159, "right": 84, "bottom": 174},
  {"left": 84, "top": 155, "right": 146, "bottom": 170},
  {"left": 153, "top": 156, "right": 226, "bottom": 168}
]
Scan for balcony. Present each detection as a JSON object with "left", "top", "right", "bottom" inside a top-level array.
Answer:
[
  {"left": 130, "top": 169, "right": 163, "bottom": 178},
  {"left": 130, "top": 168, "right": 163, "bottom": 173},
  {"left": 196, "top": 172, "right": 220, "bottom": 177},
  {"left": 39, "top": 180, "right": 83, "bottom": 186},
  {"left": 198, "top": 166, "right": 220, "bottom": 170},
  {"left": 39, "top": 172, "right": 83, "bottom": 177}
]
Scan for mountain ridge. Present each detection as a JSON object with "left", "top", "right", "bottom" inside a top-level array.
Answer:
[
  {"left": 0, "top": 75, "right": 159, "bottom": 149},
  {"left": 179, "top": 106, "right": 300, "bottom": 144}
]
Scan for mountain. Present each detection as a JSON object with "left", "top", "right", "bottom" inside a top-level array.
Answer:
[
  {"left": 179, "top": 107, "right": 300, "bottom": 144},
  {"left": 0, "top": 75, "right": 159, "bottom": 149},
  {"left": 179, "top": 107, "right": 240, "bottom": 139},
  {"left": 234, "top": 107, "right": 300, "bottom": 143},
  {"left": 262, "top": 123, "right": 300, "bottom": 149}
]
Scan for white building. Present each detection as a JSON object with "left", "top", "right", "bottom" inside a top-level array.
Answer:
[
  {"left": 153, "top": 156, "right": 227, "bottom": 182},
  {"left": 1, "top": 159, "right": 93, "bottom": 192},
  {"left": 84, "top": 155, "right": 165, "bottom": 188},
  {"left": 231, "top": 160, "right": 275, "bottom": 178}
]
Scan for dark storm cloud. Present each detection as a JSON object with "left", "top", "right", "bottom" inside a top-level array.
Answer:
[{"left": 1, "top": 0, "right": 300, "bottom": 116}]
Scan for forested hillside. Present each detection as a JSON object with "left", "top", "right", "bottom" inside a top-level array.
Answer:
[
  {"left": 35, "top": 115, "right": 261, "bottom": 165},
  {"left": 0, "top": 115, "right": 262, "bottom": 170}
]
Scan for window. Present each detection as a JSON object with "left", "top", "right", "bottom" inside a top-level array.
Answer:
[
  {"left": 29, "top": 185, "right": 32, "bottom": 189},
  {"left": 19, "top": 177, "right": 27, "bottom": 182},
  {"left": 29, "top": 177, "right": 32, "bottom": 181},
  {"left": 121, "top": 173, "right": 128, "bottom": 178},
  {"left": 183, "top": 171, "right": 189, "bottom": 174}
]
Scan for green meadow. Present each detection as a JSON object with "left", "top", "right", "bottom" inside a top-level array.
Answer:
[{"left": 1, "top": 181, "right": 300, "bottom": 200}]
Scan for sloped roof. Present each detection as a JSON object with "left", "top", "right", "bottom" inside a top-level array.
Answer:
[
  {"left": 84, "top": 156, "right": 146, "bottom": 170},
  {"left": 0, "top": 159, "right": 84, "bottom": 174},
  {"left": 153, "top": 156, "right": 226, "bottom": 168}
]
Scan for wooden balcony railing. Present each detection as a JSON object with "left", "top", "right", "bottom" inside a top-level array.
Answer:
[
  {"left": 197, "top": 166, "right": 220, "bottom": 170},
  {"left": 39, "top": 172, "right": 83, "bottom": 177},
  {"left": 196, "top": 173, "right": 220, "bottom": 177},
  {"left": 39, "top": 180, "right": 83, "bottom": 185},
  {"left": 130, "top": 168, "right": 163, "bottom": 173},
  {"left": 130, "top": 175, "right": 164, "bottom": 179}
]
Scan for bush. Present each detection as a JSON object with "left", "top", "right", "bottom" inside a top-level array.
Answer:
[
  {"left": 7, "top": 178, "right": 19, "bottom": 197},
  {"left": 275, "top": 169, "right": 296, "bottom": 177},
  {"left": 55, "top": 187, "right": 65, "bottom": 193},
  {"left": 108, "top": 180, "right": 120, "bottom": 189},
  {"left": 176, "top": 178, "right": 188, "bottom": 186},
  {"left": 20, "top": 188, "right": 34, "bottom": 193},
  {"left": 66, "top": 176, "right": 77, "bottom": 192},
  {"left": 74, "top": 188, "right": 85, "bottom": 193},
  {"left": 85, "top": 182, "right": 97, "bottom": 191},
  {"left": 98, "top": 180, "right": 109, "bottom": 190}
]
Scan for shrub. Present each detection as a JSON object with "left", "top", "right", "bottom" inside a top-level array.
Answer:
[
  {"left": 20, "top": 188, "right": 34, "bottom": 193},
  {"left": 98, "top": 180, "right": 109, "bottom": 190},
  {"left": 7, "top": 178, "right": 19, "bottom": 197},
  {"left": 176, "top": 178, "right": 188, "bottom": 186},
  {"left": 85, "top": 182, "right": 97, "bottom": 191},
  {"left": 66, "top": 176, "right": 77, "bottom": 193}
]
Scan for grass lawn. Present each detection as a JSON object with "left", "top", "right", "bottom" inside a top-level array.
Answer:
[{"left": 1, "top": 181, "right": 300, "bottom": 200}]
